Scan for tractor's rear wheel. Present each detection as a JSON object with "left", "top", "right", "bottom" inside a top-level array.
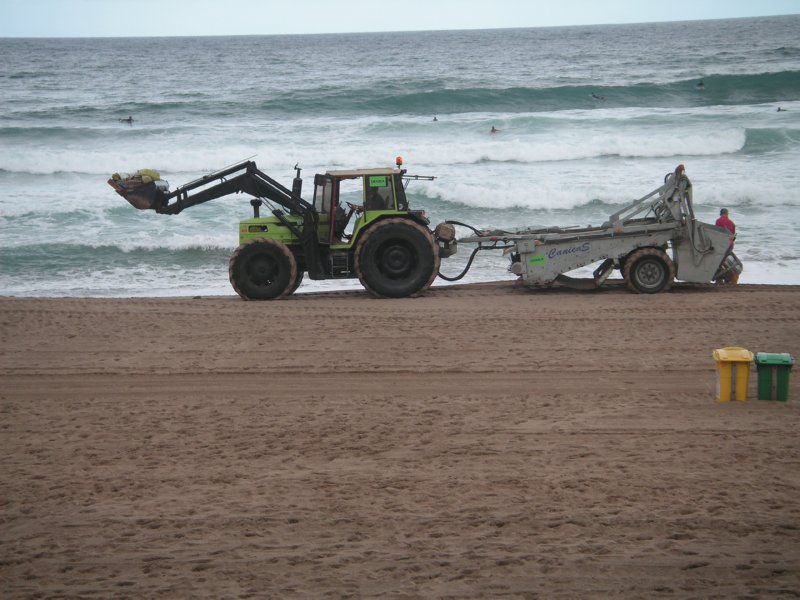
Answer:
[
  {"left": 624, "top": 247, "right": 675, "bottom": 294},
  {"left": 229, "top": 238, "right": 297, "bottom": 300},
  {"left": 288, "top": 269, "right": 305, "bottom": 295},
  {"left": 423, "top": 236, "right": 441, "bottom": 292},
  {"left": 355, "top": 218, "right": 438, "bottom": 298}
]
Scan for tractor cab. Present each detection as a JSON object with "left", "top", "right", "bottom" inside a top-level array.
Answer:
[{"left": 312, "top": 167, "right": 409, "bottom": 245}]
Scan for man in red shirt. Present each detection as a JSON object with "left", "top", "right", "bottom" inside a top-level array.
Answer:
[
  {"left": 715, "top": 208, "right": 736, "bottom": 235},
  {"left": 715, "top": 208, "right": 739, "bottom": 283}
]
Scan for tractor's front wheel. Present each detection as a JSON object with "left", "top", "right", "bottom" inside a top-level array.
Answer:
[
  {"left": 623, "top": 248, "right": 675, "bottom": 294},
  {"left": 229, "top": 238, "right": 297, "bottom": 300},
  {"left": 355, "top": 218, "right": 438, "bottom": 298}
]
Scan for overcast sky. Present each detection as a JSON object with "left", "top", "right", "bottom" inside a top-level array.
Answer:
[{"left": 3, "top": 0, "right": 799, "bottom": 37}]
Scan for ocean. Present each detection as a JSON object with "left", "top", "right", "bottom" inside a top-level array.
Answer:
[{"left": 2, "top": 15, "right": 799, "bottom": 297}]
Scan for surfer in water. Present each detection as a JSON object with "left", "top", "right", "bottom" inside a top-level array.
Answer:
[
  {"left": 591, "top": 92, "right": 606, "bottom": 101},
  {"left": 490, "top": 126, "right": 498, "bottom": 134},
  {"left": 120, "top": 116, "right": 134, "bottom": 124},
  {"left": 696, "top": 80, "right": 705, "bottom": 89}
]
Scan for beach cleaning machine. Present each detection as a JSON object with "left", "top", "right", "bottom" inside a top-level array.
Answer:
[{"left": 437, "top": 164, "right": 742, "bottom": 293}]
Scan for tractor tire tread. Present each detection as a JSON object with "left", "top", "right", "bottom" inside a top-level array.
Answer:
[{"left": 229, "top": 238, "right": 298, "bottom": 300}]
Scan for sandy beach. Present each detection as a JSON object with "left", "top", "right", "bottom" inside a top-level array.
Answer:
[{"left": 2, "top": 281, "right": 799, "bottom": 598}]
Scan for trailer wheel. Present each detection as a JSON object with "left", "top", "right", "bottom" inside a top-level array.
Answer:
[
  {"left": 355, "top": 218, "right": 438, "bottom": 298},
  {"left": 229, "top": 238, "right": 297, "bottom": 300},
  {"left": 624, "top": 248, "right": 675, "bottom": 294}
]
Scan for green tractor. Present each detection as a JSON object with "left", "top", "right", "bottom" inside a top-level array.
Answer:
[{"left": 109, "top": 158, "right": 457, "bottom": 299}]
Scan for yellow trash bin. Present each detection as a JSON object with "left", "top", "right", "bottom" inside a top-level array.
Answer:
[{"left": 712, "top": 347, "right": 754, "bottom": 401}]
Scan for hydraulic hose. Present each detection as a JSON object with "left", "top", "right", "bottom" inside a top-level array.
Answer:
[
  {"left": 443, "top": 219, "right": 485, "bottom": 237},
  {"left": 437, "top": 245, "right": 482, "bottom": 282},
  {"left": 436, "top": 219, "right": 490, "bottom": 282}
]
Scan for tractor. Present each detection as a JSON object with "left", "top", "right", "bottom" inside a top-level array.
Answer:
[{"left": 109, "top": 158, "right": 457, "bottom": 299}]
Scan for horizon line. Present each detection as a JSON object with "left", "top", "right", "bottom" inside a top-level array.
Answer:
[{"left": 2, "top": 13, "right": 797, "bottom": 40}]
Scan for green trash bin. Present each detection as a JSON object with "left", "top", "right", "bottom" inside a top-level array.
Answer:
[{"left": 754, "top": 353, "right": 794, "bottom": 401}]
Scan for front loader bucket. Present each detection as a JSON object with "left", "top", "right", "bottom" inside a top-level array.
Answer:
[{"left": 108, "top": 171, "right": 169, "bottom": 210}]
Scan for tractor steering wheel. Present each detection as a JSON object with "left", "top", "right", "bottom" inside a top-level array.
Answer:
[{"left": 346, "top": 201, "right": 364, "bottom": 215}]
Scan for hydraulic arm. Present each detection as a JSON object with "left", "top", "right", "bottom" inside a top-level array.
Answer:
[
  {"left": 109, "top": 159, "right": 325, "bottom": 278},
  {"left": 151, "top": 160, "right": 313, "bottom": 216}
]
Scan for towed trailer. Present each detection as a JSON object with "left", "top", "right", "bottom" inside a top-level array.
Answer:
[{"left": 437, "top": 165, "right": 742, "bottom": 293}]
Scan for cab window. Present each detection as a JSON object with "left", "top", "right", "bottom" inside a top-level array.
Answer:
[
  {"left": 364, "top": 175, "right": 394, "bottom": 211},
  {"left": 393, "top": 173, "right": 408, "bottom": 211},
  {"left": 313, "top": 174, "right": 333, "bottom": 214}
]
